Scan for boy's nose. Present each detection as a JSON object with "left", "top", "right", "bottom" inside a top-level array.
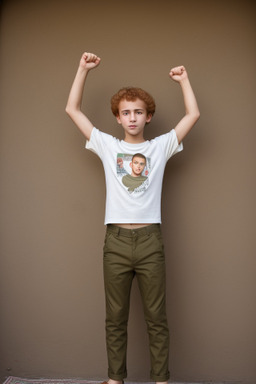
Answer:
[{"left": 130, "top": 112, "right": 136, "bottom": 121}]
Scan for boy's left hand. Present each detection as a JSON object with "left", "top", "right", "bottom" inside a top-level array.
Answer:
[{"left": 169, "top": 66, "right": 187, "bottom": 82}]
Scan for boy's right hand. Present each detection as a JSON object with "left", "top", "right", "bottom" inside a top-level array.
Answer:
[{"left": 80, "top": 52, "right": 101, "bottom": 70}]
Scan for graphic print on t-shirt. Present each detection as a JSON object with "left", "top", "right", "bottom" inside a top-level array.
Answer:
[{"left": 116, "top": 153, "right": 151, "bottom": 194}]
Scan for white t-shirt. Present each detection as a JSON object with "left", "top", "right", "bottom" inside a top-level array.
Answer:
[{"left": 86, "top": 127, "right": 183, "bottom": 224}]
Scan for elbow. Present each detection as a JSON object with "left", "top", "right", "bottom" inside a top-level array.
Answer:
[
  {"left": 186, "top": 108, "right": 200, "bottom": 125},
  {"left": 65, "top": 102, "right": 80, "bottom": 119},
  {"left": 193, "top": 109, "right": 200, "bottom": 124},
  {"left": 65, "top": 104, "right": 76, "bottom": 119},
  {"left": 65, "top": 104, "right": 71, "bottom": 116}
]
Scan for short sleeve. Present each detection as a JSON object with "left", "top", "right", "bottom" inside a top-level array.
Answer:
[
  {"left": 85, "top": 127, "right": 114, "bottom": 160},
  {"left": 155, "top": 129, "right": 183, "bottom": 161}
]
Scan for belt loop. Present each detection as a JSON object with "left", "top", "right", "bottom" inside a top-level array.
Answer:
[
  {"left": 146, "top": 226, "right": 150, "bottom": 236},
  {"left": 116, "top": 226, "right": 120, "bottom": 237}
]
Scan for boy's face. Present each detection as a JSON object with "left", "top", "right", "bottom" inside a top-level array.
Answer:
[
  {"left": 131, "top": 156, "right": 146, "bottom": 177},
  {"left": 116, "top": 99, "right": 152, "bottom": 141}
]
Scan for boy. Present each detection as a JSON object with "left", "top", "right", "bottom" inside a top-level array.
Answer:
[{"left": 66, "top": 52, "right": 200, "bottom": 384}]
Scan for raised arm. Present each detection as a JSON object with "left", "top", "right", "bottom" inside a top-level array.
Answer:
[
  {"left": 169, "top": 66, "right": 200, "bottom": 144},
  {"left": 65, "top": 52, "right": 101, "bottom": 140}
]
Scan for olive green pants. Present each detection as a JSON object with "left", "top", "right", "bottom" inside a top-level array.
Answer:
[{"left": 103, "top": 224, "right": 170, "bottom": 382}]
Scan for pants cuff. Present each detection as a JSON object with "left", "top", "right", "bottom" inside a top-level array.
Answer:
[
  {"left": 108, "top": 370, "right": 127, "bottom": 381},
  {"left": 150, "top": 371, "right": 170, "bottom": 382}
]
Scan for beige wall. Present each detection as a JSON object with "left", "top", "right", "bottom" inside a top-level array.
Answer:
[{"left": 0, "top": 0, "right": 255, "bottom": 383}]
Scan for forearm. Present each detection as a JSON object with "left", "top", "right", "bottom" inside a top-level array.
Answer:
[
  {"left": 66, "top": 66, "right": 89, "bottom": 115},
  {"left": 170, "top": 66, "right": 200, "bottom": 143},
  {"left": 65, "top": 55, "right": 98, "bottom": 140},
  {"left": 180, "top": 77, "right": 200, "bottom": 119}
]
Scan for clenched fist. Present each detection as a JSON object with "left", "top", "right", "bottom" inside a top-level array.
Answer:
[
  {"left": 80, "top": 52, "right": 101, "bottom": 70},
  {"left": 169, "top": 65, "right": 187, "bottom": 82}
]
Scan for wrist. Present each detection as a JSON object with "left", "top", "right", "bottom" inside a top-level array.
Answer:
[
  {"left": 77, "top": 66, "right": 90, "bottom": 79},
  {"left": 179, "top": 76, "right": 189, "bottom": 84},
  {"left": 179, "top": 76, "right": 191, "bottom": 90},
  {"left": 78, "top": 64, "right": 89, "bottom": 72}
]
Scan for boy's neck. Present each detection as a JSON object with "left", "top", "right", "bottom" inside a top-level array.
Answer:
[{"left": 124, "top": 133, "right": 146, "bottom": 144}]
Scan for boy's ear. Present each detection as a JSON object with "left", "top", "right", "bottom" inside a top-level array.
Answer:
[
  {"left": 116, "top": 115, "right": 122, "bottom": 124},
  {"left": 146, "top": 113, "right": 152, "bottom": 123}
]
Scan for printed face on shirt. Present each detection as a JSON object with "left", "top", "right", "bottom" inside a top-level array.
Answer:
[
  {"left": 131, "top": 155, "right": 146, "bottom": 177},
  {"left": 117, "top": 152, "right": 150, "bottom": 194}
]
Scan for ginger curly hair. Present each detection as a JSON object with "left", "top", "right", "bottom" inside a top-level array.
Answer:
[{"left": 111, "top": 87, "right": 156, "bottom": 117}]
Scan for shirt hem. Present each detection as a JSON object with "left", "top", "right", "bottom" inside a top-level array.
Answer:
[{"left": 104, "top": 219, "right": 162, "bottom": 225}]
